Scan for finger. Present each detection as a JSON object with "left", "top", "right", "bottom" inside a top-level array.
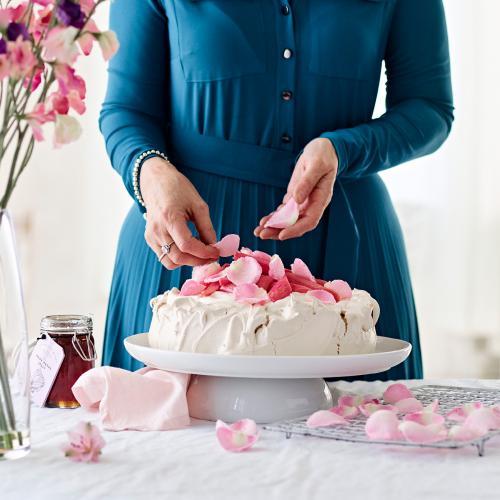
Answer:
[
  {"left": 169, "top": 218, "right": 219, "bottom": 260},
  {"left": 158, "top": 253, "right": 179, "bottom": 271},
  {"left": 258, "top": 227, "right": 281, "bottom": 240},
  {"left": 168, "top": 245, "right": 215, "bottom": 267},
  {"left": 191, "top": 201, "right": 217, "bottom": 245},
  {"left": 293, "top": 164, "right": 327, "bottom": 205}
]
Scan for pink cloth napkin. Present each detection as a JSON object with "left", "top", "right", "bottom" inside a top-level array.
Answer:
[{"left": 72, "top": 367, "right": 191, "bottom": 431}]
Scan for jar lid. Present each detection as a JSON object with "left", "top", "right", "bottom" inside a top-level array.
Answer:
[{"left": 40, "top": 315, "right": 93, "bottom": 334}]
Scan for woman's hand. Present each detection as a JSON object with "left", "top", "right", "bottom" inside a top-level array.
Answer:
[
  {"left": 140, "top": 157, "right": 219, "bottom": 269},
  {"left": 254, "top": 137, "right": 338, "bottom": 240}
]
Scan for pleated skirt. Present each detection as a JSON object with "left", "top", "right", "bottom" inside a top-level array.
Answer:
[{"left": 102, "top": 169, "right": 423, "bottom": 380}]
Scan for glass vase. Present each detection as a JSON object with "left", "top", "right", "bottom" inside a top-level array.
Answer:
[{"left": 0, "top": 209, "right": 30, "bottom": 460}]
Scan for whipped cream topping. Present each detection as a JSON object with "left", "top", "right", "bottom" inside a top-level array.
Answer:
[{"left": 149, "top": 289, "right": 380, "bottom": 356}]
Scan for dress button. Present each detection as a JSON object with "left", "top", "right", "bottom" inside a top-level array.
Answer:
[
  {"left": 281, "top": 4, "right": 290, "bottom": 15},
  {"left": 281, "top": 134, "right": 292, "bottom": 144},
  {"left": 281, "top": 90, "right": 293, "bottom": 101},
  {"left": 283, "top": 48, "right": 293, "bottom": 59}
]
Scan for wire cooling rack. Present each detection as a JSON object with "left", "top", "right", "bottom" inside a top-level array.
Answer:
[{"left": 263, "top": 385, "right": 500, "bottom": 456}]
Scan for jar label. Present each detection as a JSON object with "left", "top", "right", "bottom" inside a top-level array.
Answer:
[{"left": 29, "top": 336, "right": 65, "bottom": 407}]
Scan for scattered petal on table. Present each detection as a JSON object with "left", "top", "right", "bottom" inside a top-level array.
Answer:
[
  {"left": 365, "top": 410, "right": 402, "bottom": 441},
  {"left": 62, "top": 421, "right": 105, "bottom": 463},
  {"left": 330, "top": 405, "right": 359, "bottom": 419},
  {"left": 448, "top": 424, "right": 485, "bottom": 442},
  {"left": 359, "top": 403, "right": 396, "bottom": 417},
  {"left": 338, "top": 394, "right": 379, "bottom": 408},
  {"left": 382, "top": 383, "right": 414, "bottom": 404},
  {"left": 306, "top": 410, "right": 348, "bottom": 428},
  {"left": 212, "top": 234, "right": 240, "bottom": 257},
  {"left": 446, "top": 402, "right": 483, "bottom": 422},
  {"left": 215, "top": 419, "right": 259, "bottom": 452},
  {"left": 394, "top": 398, "right": 424, "bottom": 415},
  {"left": 403, "top": 410, "right": 445, "bottom": 426}
]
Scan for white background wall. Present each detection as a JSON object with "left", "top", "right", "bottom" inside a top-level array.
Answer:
[{"left": 8, "top": 1, "right": 500, "bottom": 378}]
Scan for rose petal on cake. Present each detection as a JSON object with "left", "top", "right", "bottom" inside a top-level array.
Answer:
[
  {"left": 394, "top": 398, "right": 424, "bottom": 415},
  {"left": 219, "top": 283, "right": 235, "bottom": 293},
  {"left": 285, "top": 270, "right": 324, "bottom": 290},
  {"left": 290, "top": 258, "right": 315, "bottom": 282},
  {"left": 324, "top": 280, "right": 353, "bottom": 301},
  {"left": 226, "top": 257, "right": 262, "bottom": 285},
  {"left": 199, "top": 282, "right": 220, "bottom": 296},
  {"left": 268, "top": 254, "right": 285, "bottom": 280},
  {"left": 233, "top": 283, "right": 269, "bottom": 304},
  {"left": 264, "top": 198, "right": 300, "bottom": 229},
  {"left": 382, "top": 383, "right": 414, "bottom": 404},
  {"left": 365, "top": 410, "right": 403, "bottom": 441},
  {"left": 212, "top": 234, "right": 240, "bottom": 257},
  {"left": 306, "top": 410, "right": 348, "bottom": 428},
  {"left": 252, "top": 250, "right": 272, "bottom": 263},
  {"left": 256, "top": 275, "right": 275, "bottom": 291},
  {"left": 179, "top": 279, "right": 206, "bottom": 296},
  {"left": 330, "top": 405, "right": 359, "bottom": 419},
  {"left": 403, "top": 411, "right": 445, "bottom": 426},
  {"left": 192, "top": 262, "right": 222, "bottom": 283},
  {"left": 446, "top": 402, "right": 483, "bottom": 422},
  {"left": 291, "top": 284, "right": 312, "bottom": 294},
  {"left": 215, "top": 419, "right": 259, "bottom": 452},
  {"left": 359, "top": 403, "right": 397, "bottom": 417},
  {"left": 268, "top": 276, "right": 293, "bottom": 302},
  {"left": 398, "top": 421, "right": 447, "bottom": 444},
  {"left": 306, "top": 289, "right": 336, "bottom": 304}
]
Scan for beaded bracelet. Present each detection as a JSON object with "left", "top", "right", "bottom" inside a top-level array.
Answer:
[{"left": 132, "top": 149, "right": 168, "bottom": 207}]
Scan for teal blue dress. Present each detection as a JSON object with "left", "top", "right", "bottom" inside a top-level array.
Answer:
[{"left": 99, "top": 0, "right": 453, "bottom": 379}]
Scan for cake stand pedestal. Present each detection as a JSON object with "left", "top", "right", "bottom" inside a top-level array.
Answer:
[{"left": 124, "top": 334, "right": 411, "bottom": 424}]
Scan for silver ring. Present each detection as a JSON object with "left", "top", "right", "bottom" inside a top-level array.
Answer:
[{"left": 158, "top": 241, "right": 174, "bottom": 262}]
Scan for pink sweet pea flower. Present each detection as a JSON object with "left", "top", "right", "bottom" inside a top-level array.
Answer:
[
  {"left": 0, "top": 54, "right": 10, "bottom": 79},
  {"left": 47, "top": 91, "right": 70, "bottom": 114},
  {"left": 62, "top": 421, "right": 105, "bottom": 463},
  {"left": 96, "top": 30, "right": 119, "bottom": 61},
  {"left": 67, "top": 89, "right": 86, "bottom": 114},
  {"left": 227, "top": 256, "right": 262, "bottom": 285},
  {"left": 7, "top": 38, "right": 37, "bottom": 79},
  {"left": 212, "top": 234, "right": 240, "bottom": 257},
  {"left": 382, "top": 383, "right": 414, "bottom": 404},
  {"left": 79, "top": 0, "right": 96, "bottom": 15},
  {"left": 306, "top": 410, "right": 348, "bottom": 428},
  {"left": 365, "top": 409, "right": 403, "bottom": 441},
  {"left": 77, "top": 18, "right": 99, "bottom": 55},
  {"left": 43, "top": 26, "right": 80, "bottom": 64},
  {"left": 215, "top": 419, "right": 259, "bottom": 452},
  {"left": 268, "top": 254, "right": 285, "bottom": 280},
  {"left": 26, "top": 102, "right": 56, "bottom": 142},
  {"left": 264, "top": 197, "right": 299, "bottom": 229},
  {"left": 54, "top": 63, "right": 86, "bottom": 100},
  {"left": 53, "top": 114, "right": 82, "bottom": 147}
]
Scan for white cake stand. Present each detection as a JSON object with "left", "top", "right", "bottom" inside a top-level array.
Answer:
[{"left": 124, "top": 334, "right": 411, "bottom": 423}]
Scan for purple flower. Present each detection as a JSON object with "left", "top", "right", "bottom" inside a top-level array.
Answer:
[
  {"left": 6, "top": 22, "right": 29, "bottom": 42},
  {"left": 0, "top": 38, "right": 6, "bottom": 55},
  {"left": 56, "top": 0, "right": 86, "bottom": 29}
]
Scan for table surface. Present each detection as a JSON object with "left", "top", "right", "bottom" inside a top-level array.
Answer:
[{"left": 2, "top": 379, "right": 500, "bottom": 500}]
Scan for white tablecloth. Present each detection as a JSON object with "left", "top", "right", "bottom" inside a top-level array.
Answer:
[{"left": 2, "top": 379, "right": 500, "bottom": 500}]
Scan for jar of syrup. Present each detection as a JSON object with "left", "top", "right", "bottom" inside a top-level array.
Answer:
[{"left": 40, "top": 315, "right": 96, "bottom": 408}]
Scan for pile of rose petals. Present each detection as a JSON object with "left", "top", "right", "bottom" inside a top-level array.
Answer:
[
  {"left": 181, "top": 235, "right": 353, "bottom": 306},
  {"left": 306, "top": 383, "right": 500, "bottom": 444}
]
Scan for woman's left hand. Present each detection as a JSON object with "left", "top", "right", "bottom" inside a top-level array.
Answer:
[{"left": 254, "top": 137, "right": 338, "bottom": 240}]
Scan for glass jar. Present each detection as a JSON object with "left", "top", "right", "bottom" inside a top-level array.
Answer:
[{"left": 40, "top": 315, "right": 96, "bottom": 409}]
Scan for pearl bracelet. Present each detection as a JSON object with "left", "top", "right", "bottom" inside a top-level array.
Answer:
[{"left": 132, "top": 149, "right": 168, "bottom": 207}]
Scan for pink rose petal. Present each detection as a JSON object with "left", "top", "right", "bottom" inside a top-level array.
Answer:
[
  {"left": 192, "top": 262, "right": 222, "bottom": 283},
  {"left": 226, "top": 257, "right": 262, "bottom": 285},
  {"left": 464, "top": 407, "right": 500, "bottom": 433},
  {"left": 306, "top": 410, "right": 348, "bottom": 428},
  {"left": 212, "top": 234, "right": 240, "bottom": 257},
  {"left": 268, "top": 276, "right": 293, "bottom": 302},
  {"left": 256, "top": 275, "right": 275, "bottom": 291},
  {"left": 233, "top": 284, "right": 269, "bottom": 305},
  {"left": 290, "top": 258, "right": 315, "bottom": 282},
  {"left": 179, "top": 279, "right": 206, "bottom": 296},
  {"left": 394, "top": 398, "right": 424, "bottom": 415},
  {"left": 199, "top": 282, "right": 220, "bottom": 296},
  {"left": 448, "top": 424, "right": 486, "bottom": 442},
  {"left": 252, "top": 250, "right": 272, "bottom": 263},
  {"left": 330, "top": 405, "right": 359, "bottom": 419},
  {"left": 403, "top": 411, "right": 445, "bottom": 426},
  {"left": 215, "top": 419, "right": 259, "bottom": 452},
  {"left": 306, "top": 289, "right": 336, "bottom": 304},
  {"left": 338, "top": 395, "right": 379, "bottom": 407},
  {"left": 268, "top": 254, "right": 285, "bottom": 280},
  {"left": 398, "top": 421, "right": 447, "bottom": 444},
  {"left": 365, "top": 410, "right": 403, "bottom": 441},
  {"left": 203, "top": 269, "right": 229, "bottom": 283},
  {"left": 324, "top": 280, "right": 353, "bottom": 301},
  {"left": 264, "top": 198, "right": 300, "bottom": 229},
  {"left": 383, "top": 383, "right": 414, "bottom": 404},
  {"left": 446, "top": 402, "right": 483, "bottom": 422},
  {"left": 219, "top": 283, "right": 235, "bottom": 293},
  {"left": 359, "top": 403, "right": 397, "bottom": 417}
]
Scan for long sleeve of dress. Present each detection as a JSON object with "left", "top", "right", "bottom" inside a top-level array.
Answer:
[
  {"left": 98, "top": 0, "right": 168, "bottom": 207},
  {"left": 320, "top": 0, "right": 454, "bottom": 179}
]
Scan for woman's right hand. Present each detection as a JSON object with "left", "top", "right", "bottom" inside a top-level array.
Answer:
[{"left": 140, "top": 157, "right": 219, "bottom": 269}]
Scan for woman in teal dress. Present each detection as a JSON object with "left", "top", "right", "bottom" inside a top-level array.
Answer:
[{"left": 99, "top": 0, "right": 453, "bottom": 379}]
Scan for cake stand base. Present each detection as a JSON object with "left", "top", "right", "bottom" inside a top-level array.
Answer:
[{"left": 187, "top": 376, "right": 333, "bottom": 423}]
